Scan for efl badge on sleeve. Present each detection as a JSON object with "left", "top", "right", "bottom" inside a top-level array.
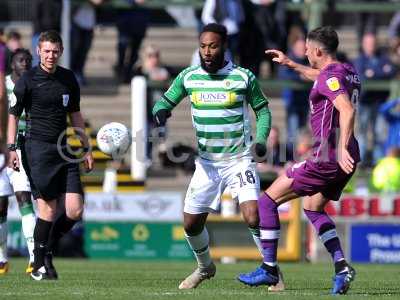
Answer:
[
  {"left": 326, "top": 77, "right": 340, "bottom": 91},
  {"left": 62, "top": 94, "right": 69, "bottom": 107}
]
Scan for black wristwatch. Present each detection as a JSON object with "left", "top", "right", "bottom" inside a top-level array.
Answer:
[{"left": 7, "top": 144, "right": 17, "bottom": 151}]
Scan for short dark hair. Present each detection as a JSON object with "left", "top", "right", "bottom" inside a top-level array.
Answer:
[
  {"left": 38, "top": 30, "right": 63, "bottom": 48},
  {"left": 307, "top": 26, "right": 339, "bottom": 54},
  {"left": 11, "top": 48, "right": 32, "bottom": 62},
  {"left": 201, "top": 23, "right": 227, "bottom": 44}
]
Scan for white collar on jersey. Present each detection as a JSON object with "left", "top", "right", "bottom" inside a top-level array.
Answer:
[
  {"left": 201, "top": 60, "right": 233, "bottom": 75},
  {"left": 218, "top": 60, "right": 233, "bottom": 73},
  {"left": 200, "top": 60, "right": 233, "bottom": 75}
]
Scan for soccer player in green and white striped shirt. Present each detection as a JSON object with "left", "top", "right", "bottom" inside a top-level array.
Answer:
[
  {"left": 153, "top": 24, "right": 272, "bottom": 289},
  {"left": 0, "top": 49, "right": 35, "bottom": 275}
]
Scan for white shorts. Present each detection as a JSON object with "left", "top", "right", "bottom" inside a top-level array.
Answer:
[
  {"left": 0, "top": 151, "right": 31, "bottom": 197},
  {"left": 184, "top": 157, "right": 260, "bottom": 214}
]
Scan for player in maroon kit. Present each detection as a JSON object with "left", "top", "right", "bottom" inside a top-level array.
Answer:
[{"left": 238, "top": 26, "right": 360, "bottom": 295}]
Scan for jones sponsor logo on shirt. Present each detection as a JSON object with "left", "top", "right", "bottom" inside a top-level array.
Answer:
[{"left": 192, "top": 91, "right": 235, "bottom": 105}]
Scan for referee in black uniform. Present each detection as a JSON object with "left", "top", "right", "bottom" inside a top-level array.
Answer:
[{"left": 7, "top": 30, "right": 94, "bottom": 280}]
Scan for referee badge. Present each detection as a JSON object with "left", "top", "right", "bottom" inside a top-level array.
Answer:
[{"left": 62, "top": 94, "right": 69, "bottom": 107}]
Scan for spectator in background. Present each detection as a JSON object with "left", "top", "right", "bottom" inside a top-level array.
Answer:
[
  {"left": 71, "top": 0, "right": 104, "bottom": 86},
  {"left": 387, "top": 11, "right": 400, "bottom": 100},
  {"left": 201, "top": 0, "right": 244, "bottom": 61},
  {"left": 114, "top": 0, "right": 149, "bottom": 84},
  {"left": 378, "top": 98, "right": 400, "bottom": 156},
  {"left": 251, "top": 0, "right": 286, "bottom": 50},
  {"left": 5, "top": 30, "right": 22, "bottom": 53},
  {"left": 134, "top": 45, "right": 170, "bottom": 82},
  {"left": 388, "top": 11, "right": 400, "bottom": 64},
  {"left": 237, "top": 0, "right": 263, "bottom": 76},
  {"left": 354, "top": 0, "right": 381, "bottom": 51},
  {"left": 133, "top": 45, "right": 170, "bottom": 160},
  {"left": 371, "top": 147, "right": 400, "bottom": 193},
  {"left": 166, "top": 5, "right": 198, "bottom": 28},
  {"left": 31, "top": 0, "right": 62, "bottom": 66},
  {"left": 250, "top": 0, "right": 287, "bottom": 76},
  {"left": 5, "top": 30, "right": 23, "bottom": 74},
  {"left": 353, "top": 32, "right": 396, "bottom": 165},
  {"left": 278, "top": 26, "right": 308, "bottom": 148}
]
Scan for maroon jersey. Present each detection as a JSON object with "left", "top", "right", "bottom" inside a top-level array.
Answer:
[{"left": 309, "top": 62, "right": 361, "bottom": 163}]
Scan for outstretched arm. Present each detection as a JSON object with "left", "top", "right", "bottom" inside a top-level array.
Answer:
[{"left": 265, "top": 49, "right": 320, "bottom": 81}]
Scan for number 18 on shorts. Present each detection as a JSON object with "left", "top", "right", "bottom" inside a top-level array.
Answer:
[{"left": 184, "top": 158, "right": 260, "bottom": 214}]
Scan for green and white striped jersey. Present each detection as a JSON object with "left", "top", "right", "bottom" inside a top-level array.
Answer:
[
  {"left": 154, "top": 61, "right": 269, "bottom": 161},
  {"left": 6, "top": 75, "right": 26, "bottom": 135}
]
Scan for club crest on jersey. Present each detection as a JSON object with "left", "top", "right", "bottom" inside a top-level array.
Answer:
[
  {"left": 223, "top": 79, "right": 231, "bottom": 88},
  {"left": 326, "top": 77, "right": 340, "bottom": 91},
  {"left": 62, "top": 94, "right": 69, "bottom": 107}
]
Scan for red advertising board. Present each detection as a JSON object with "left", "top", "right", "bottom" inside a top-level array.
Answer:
[{"left": 324, "top": 194, "right": 400, "bottom": 217}]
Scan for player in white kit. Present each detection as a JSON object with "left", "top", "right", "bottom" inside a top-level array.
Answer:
[{"left": 0, "top": 49, "right": 36, "bottom": 274}]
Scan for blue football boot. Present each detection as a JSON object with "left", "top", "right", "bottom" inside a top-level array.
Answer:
[
  {"left": 332, "top": 265, "right": 356, "bottom": 295},
  {"left": 237, "top": 266, "right": 279, "bottom": 286}
]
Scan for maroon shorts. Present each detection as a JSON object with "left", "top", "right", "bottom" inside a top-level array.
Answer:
[{"left": 286, "top": 159, "right": 355, "bottom": 201}]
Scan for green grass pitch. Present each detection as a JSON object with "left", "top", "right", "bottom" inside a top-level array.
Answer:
[{"left": 1, "top": 259, "right": 399, "bottom": 300}]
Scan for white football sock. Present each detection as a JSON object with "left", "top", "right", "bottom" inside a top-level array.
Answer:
[
  {"left": 0, "top": 221, "right": 8, "bottom": 262},
  {"left": 185, "top": 228, "right": 212, "bottom": 269},
  {"left": 249, "top": 227, "right": 263, "bottom": 257},
  {"left": 21, "top": 214, "right": 36, "bottom": 262}
]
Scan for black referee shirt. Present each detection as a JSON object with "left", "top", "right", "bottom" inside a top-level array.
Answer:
[{"left": 9, "top": 65, "right": 80, "bottom": 143}]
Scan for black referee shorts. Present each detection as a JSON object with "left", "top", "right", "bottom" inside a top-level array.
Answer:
[{"left": 22, "top": 139, "right": 83, "bottom": 201}]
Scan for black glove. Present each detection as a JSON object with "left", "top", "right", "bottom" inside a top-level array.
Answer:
[
  {"left": 154, "top": 109, "right": 171, "bottom": 127},
  {"left": 253, "top": 142, "right": 267, "bottom": 161}
]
